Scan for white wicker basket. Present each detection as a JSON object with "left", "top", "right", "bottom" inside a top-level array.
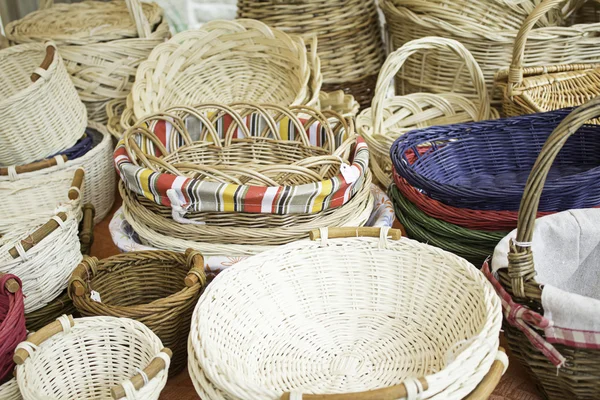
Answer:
[
  {"left": 0, "top": 121, "right": 115, "bottom": 232},
  {"left": 188, "top": 227, "right": 504, "bottom": 399},
  {"left": 15, "top": 315, "right": 170, "bottom": 400},
  {"left": 0, "top": 379, "right": 21, "bottom": 400},
  {"left": 0, "top": 42, "right": 86, "bottom": 167}
]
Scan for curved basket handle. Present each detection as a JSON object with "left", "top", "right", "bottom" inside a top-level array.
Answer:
[
  {"left": 372, "top": 37, "right": 491, "bottom": 135},
  {"left": 309, "top": 227, "right": 402, "bottom": 240},
  {"left": 14, "top": 315, "right": 75, "bottom": 364},
  {"left": 111, "top": 348, "right": 172, "bottom": 399},
  {"left": 184, "top": 248, "right": 207, "bottom": 287},
  {"left": 125, "top": 0, "right": 152, "bottom": 38},
  {"left": 68, "top": 256, "right": 100, "bottom": 298},
  {"left": 30, "top": 43, "right": 55, "bottom": 82},
  {"left": 0, "top": 272, "right": 21, "bottom": 294},
  {"left": 509, "top": 98, "right": 600, "bottom": 298},
  {"left": 463, "top": 348, "right": 508, "bottom": 400}
]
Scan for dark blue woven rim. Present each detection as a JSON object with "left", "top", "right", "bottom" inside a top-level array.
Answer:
[{"left": 390, "top": 108, "right": 600, "bottom": 212}]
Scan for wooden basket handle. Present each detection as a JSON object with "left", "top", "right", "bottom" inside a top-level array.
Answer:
[
  {"left": 30, "top": 43, "right": 55, "bottom": 82},
  {"left": 463, "top": 348, "right": 508, "bottom": 400},
  {"left": 372, "top": 37, "right": 491, "bottom": 135},
  {"left": 110, "top": 348, "right": 172, "bottom": 399},
  {"left": 0, "top": 155, "right": 67, "bottom": 176},
  {"left": 68, "top": 256, "right": 99, "bottom": 297},
  {"left": 14, "top": 315, "right": 75, "bottom": 364},
  {"left": 8, "top": 212, "right": 67, "bottom": 259},
  {"left": 0, "top": 272, "right": 21, "bottom": 294},
  {"left": 309, "top": 227, "right": 402, "bottom": 241},
  {"left": 79, "top": 203, "right": 96, "bottom": 256},
  {"left": 509, "top": 98, "right": 600, "bottom": 298},
  {"left": 184, "top": 248, "right": 207, "bottom": 287},
  {"left": 69, "top": 168, "right": 85, "bottom": 201}
]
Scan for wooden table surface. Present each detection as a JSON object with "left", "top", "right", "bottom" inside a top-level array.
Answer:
[{"left": 91, "top": 199, "right": 544, "bottom": 400}]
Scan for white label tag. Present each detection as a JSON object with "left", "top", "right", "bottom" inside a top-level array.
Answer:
[
  {"left": 340, "top": 163, "right": 360, "bottom": 184},
  {"left": 90, "top": 290, "right": 102, "bottom": 303}
]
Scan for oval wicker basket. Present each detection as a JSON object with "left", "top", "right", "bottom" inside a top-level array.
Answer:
[
  {"left": 6, "top": 0, "right": 171, "bottom": 123},
  {"left": 0, "top": 42, "right": 86, "bottom": 167},
  {"left": 381, "top": 0, "right": 600, "bottom": 107},
  {"left": 188, "top": 227, "right": 504, "bottom": 399},
  {"left": 0, "top": 273, "right": 26, "bottom": 387},
  {"left": 109, "top": 19, "right": 322, "bottom": 137},
  {"left": 496, "top": 0, "right": 600, "bottom": 119},
  {"left": 15, "top": 315, "right": 170, "bottom": 400},
  {"left": 357, "top": 36, "right": 495, "bottom": 188},
  {"left": 0, "top": 121, "right": 115, "bottom": 232},
  {"left": 69, "top": 250, "right": 206, "bottom": 376}
]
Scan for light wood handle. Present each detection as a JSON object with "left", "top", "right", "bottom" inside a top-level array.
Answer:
[
  {"left": 309, "top": 227, "right": 402, "bottom": 241},
  {"left": 281, "top": 378, "right": 428, "bottom": 400},
  {"left": 0, "top": 272, "right": 20, "bottom": 293},
  {"left": 110, "top": 348, "right": 172, "bottom": 399},
  {"left": 0, "top": 155, "right": 67, "bottom": 175},
  {"left": 14, "top": 315, "right": 75, "bottom": 364},
  {"left": 184, "top": 248, "right": 206, "bottom": 287},
  {"left": 69, "top": 168, "right": 85, "bottom": 200},
  {"left": 31, "top": 44, "right": 55, "bottom": 82},
  {"left": 79, "top": 203, "right": 95, "bottom": 255},
  {"left": 9, "top": 212, "right": 67, "bottom": 258},
  {"left": 463, "top": 348, "right": 507, "bottom": 400}
]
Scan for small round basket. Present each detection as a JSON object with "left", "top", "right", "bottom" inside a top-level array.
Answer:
[
  {"left": 0, "top": 273, "right": 26, "bottom": 400},
  {"left": 188, "top": 227, "right": 505, "bottom": 399},
  {"left": 15, "top": 315, "right": 171, "bottom": 400},
  {"left": 0, "top": 42, "right": 86, "bottom": 166},
  {"left": 69, "top": 250, "right": 206, "bottom": 375}
]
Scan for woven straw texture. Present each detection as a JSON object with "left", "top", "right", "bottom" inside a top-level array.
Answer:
[
  {"left": 358, "top": 36, "right": 495, "bottom": 188},
  {"left": 381, "top": 0, "right": 600, "bottom": 107},
  {"left": 237, "top": 0, "right": 384, "bottom": 108},
  {"left": 0, "top": 121, "right": 116, "bottom": 231},
  {"left": 0, "top": 42, "right": 86, "bottom": 167},
  {"left": 188, "top": 228, "right": 502, "bottom": 399},
  {"left": 16, "top": 315, "right": 169, "bottom": 399},
  {"left": 110, "top": 19, "right": 321, "bottom": 137},
  {"left": 24, "top": 290, "right": 75, "bottom": 333},
  {"left": 6, "top": 0, "right": 171, "bottom": 123},
  {"left": 496, "top": 0, "right": 600, "bottom": 118},
  {"left": 0, "top": 379, "right": 20, "bottom": 400},
  {"left": 0, "top": 274, "right": 26, "bottom": 384},
  {"left": 497, "top": 98, "right": 600, "bottom": 400},
  {"left": 69, "top": 251, "right": 205, "bottom": 376},
  {"left": 390, "top": 108, "right": 600, "bottom": 211}
]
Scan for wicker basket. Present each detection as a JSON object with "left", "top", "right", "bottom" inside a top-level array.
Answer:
[
  {"left": 237, "top": 0, "right": 384, "bottom": 108},
  {"left": 0, "top": 274, "right": 26, "bottom": 396},
  {"left": 0, "top": 121, "right": 116, "bottom": 232},
  {"left": 0, "top": 42, "right": 86, "bottom": 167},
  {"left": 0, "top": 379, "right": 20, "bottom": 400},
  {"left": 188, "top": 227, "right": 505, "bottom": 399},
  {"left": 357, "top": 36, "right": 495, "bottom": 188},
  {"left": 69, "top": 250, "right": 205, "bottom": 376},
  {"left": 493, "top": 98, "right": 600, "bottom": 400},
  {"left": 15, "top": 315, "right": 170, "bottom": 400},
  {"left": 24, "top": 290, "right": 76, "bottom": 333},
  {"left": 496, "top": 0, "right": 600, "bottom": 118},
  {"left": 381, "top": 0, "right": 600, "bottom": 107},
  {"left": 6, "top": 0, "right": 171, "bottom": 123},
  {"left": 108, "top": 19, "right": 322, "bottom": 137}
]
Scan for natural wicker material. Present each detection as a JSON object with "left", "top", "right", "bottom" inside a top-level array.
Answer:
[
  {"left": 237, "top": 0, "right": 384, "bottom": 108},
  {"left": 188, "top": 227, "right": 503, "bottom": 399},
  {"left": 496, "top": 0, "right": 600, "bottom": 118},
  {"left": 358, "top": 37, "right": 495, "bottom": 188},
  {"left": 15, "top": 315, "right": 170, "bottom": 399},
  {"left": 497, "top": 98, "right": 600, "bottom": 400},
  {"left": 381, "top": 0, "right": 600, "bottom": 107},
  {"left": 317, "top": 90, "right": 360, "bottom": 118},
  {"left": 0, "top": 122, "right": 116, "bottom": 231},
  {"left": 0, "top": 274, "right": 26, "bottom": 383},
  {"left": 24, "top": 290, "right": 76, "bottom": 333},
  {"left": 0, "top": 42, "right": 86, "bottom": 166},
  {"left": 6, "top": 0, "right": 171, "bottom": 123},
  {"left": 0, "top": 378, "right": 20, "bottom": 400},
  {"left": 69, "top": 250, "right": 205, "bottom": 376}
]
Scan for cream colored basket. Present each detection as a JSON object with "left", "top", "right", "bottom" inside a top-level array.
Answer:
[
  {"left": 188, "top": 227, "right": 504, "bottom": 399},
  {"left": 357, "top": 37, "right": 496, "bottom": 188},
  {"left": 6, "top": 0, "right": 171, "bottom": 123},
  {"left": 108, "top": 19, "right": 322, "bottom": 138},
  {"left": 14, "top": 315, "right": 171, "bottom": 400},
  {"left": 0, "top": 121, "right": 115, "bottom": 231},
  {"left": 0, "top": 42, "right": 86, "bottom": 167},
  {"left": 0, "top": 379, "right": 21, "bottom": 400}
]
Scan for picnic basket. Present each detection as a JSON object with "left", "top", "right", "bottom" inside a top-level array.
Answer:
[
  {"left": 188, "top": 227, "right": 505, "bottom": 399},
  {"left": 109, "top": 19, "right": 322, "bottom": 137},
  {"left": 6, "top": 0, "right": 171, "bottom": 123},
  {"left": 0, "top": 273, "right": 26, "bottom": 400},
  {"left": 15, "top": 315, "right": 171, "bottom": 400},
  {"left": 69, "top": 250, "right": 206, "bottom": 375},
  {"left": 380, "top": 0, "right": 600, "bottom": 107},
  {"left": 0, "top": 42, "right": 86, "bottom": 166},
  {"left": 496, "top": 0, "right": 600, "bottom": 118},
  {"left": 357, "top": 36, "right": 495, "bottom": 188}
]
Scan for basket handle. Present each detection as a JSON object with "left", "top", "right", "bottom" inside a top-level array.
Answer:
[
  {"left": 372, "top": 37, "right": 491, "bottom": 135},
  {"left": 0, "top": 155, "right": 67, "bottom": 176},
  {"left": 79, "top": 204, "right": 96, "bottom": 256},
  {"left": 508, "top": 98, "right": 600, "bottom": 298},
  {"left": 125, "top": 0, "right": 152, "bottom": 39},
  {"left": 68, "top": 256, "right": 99, "bottom": 298},
  {"left": 14, "top": 315, "right": 75, "bottom": 365},
  {"left": 309, "top": 227, "right": 402, "bottom": 240},
  {"left": 69, "top": 168, "right": 85, "bottom": 201},
  {"left": 110, "top": 348, "right": 172, "bottom": 399},
  {"left": 8, "top": 212, "right": 68, "bottom": 259},
  {"left": 30, "top": 43, "right": 55, "bottom": 82},
  {"left": 0, "top": 272, "right": 21, "bottom": 294},
  {"left": 184, "top": 248, "right": 207, "bottom": 287}
]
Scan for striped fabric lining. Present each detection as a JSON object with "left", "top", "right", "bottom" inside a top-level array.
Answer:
[{"left": 114, "top": 115, "right": 369, "bottom": 215}]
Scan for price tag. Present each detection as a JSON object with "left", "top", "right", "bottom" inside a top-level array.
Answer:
[
  {"left": 340, "top": 163, "right": 360, "bottom": 184},
  {"left": 90, "top": 290, "right": 102, "bottom": 303}
]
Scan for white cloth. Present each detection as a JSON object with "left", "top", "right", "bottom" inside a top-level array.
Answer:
[{"left": 492, "top": 208, "right": 600, "bottom": 332}]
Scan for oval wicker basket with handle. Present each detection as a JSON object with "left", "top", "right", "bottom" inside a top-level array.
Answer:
[
  {"left": 188, "top": 227, "right": 505, "bottom": 399},
  {"left": 0, "top": 273, "right": 26, "bottom": 400},
  {"left": 496, "top": 0, "right": 600, "bottom": 118},
  {"left": 6, "top": 0, "right": 171, "bottom": 123},
  {"left": 0, "top": 42, "right": 86, "bottom": 167},
  {"left": 15, "top": 315, "right": 171, "bottom": 400},
  {"left": 357, "top": 36, "right": 495, "bottom": 188},
  {"left": 69, "top": 250, "right": 206, "bottom": 376}
]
